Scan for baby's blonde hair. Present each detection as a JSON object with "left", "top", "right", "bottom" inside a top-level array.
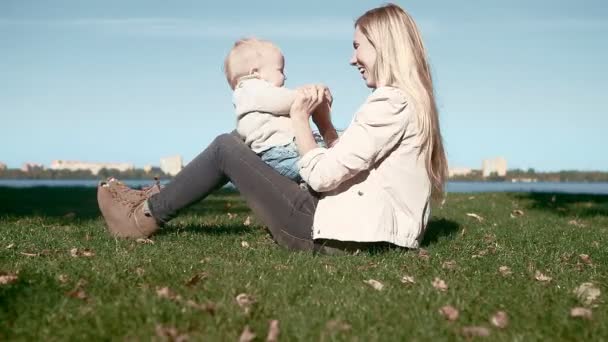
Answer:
[
  {"left": 355, "top": 3, "right": 448, "bottom": 200},
  {"left": 223, "top": 38, "right": 281, "bottom": 89}
]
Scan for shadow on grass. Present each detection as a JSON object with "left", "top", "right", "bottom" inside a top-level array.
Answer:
[
  {"left": 420, "top": 218, "right": 461, "bottom": 247},
  {"left": 154, "top": 223, "right": 253, "bottom": 237},
  {"left": 0, "top": 186, "right": 246, "bottom": 219},
  {"left": 515, "top": 192, "right": 608, "bottom": 217},
  {"left": 0, "top": 186, "right": 100, "bottom": 219}
]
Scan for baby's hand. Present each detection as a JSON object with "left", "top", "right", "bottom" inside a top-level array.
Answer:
[
  {"left": 322, "top": 87, "right": 333, "bottom": 107},
  {"left": 290, "top": 85, "right": 325, "bottom": 121}
]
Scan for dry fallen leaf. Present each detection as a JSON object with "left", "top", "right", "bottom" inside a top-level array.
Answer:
[
  {"left": 274, "top": 264, "right": 289, "bottom": 271},
  {"left": 20, "top": 252, "right": 39, "bottom": 257},
  {"left": 241, "top": 241, "right": 250, "bottom": 248},
  {"left": 442, "top": 260, "right": 457, "bottom": 271},
  {"left": 266, "top": 320, "right": 280, "bottom": 342},
  {"left": 568, "top": 219, "right": 586, "bottom": 228},
  {"left": 236, "top": 293, "right": 255, "bottom": 314},
  {"left": 81, "top": 249, "right": 94, "bottom": 257},
  {"left": 6, "top": 243, "right": 14, "bottom": 249},
  {"left": 156, "top": 286, "right": 181, "bottom": 301},
  {"left": 185, "top": 272, "right": 208, "bottom": 287},
  {"left": 401, "top": 275, "right": 415, "bottom": 284},
  {"left": 239, "top": 325, "right": 256, "bottom": 342},
  {"left": 67, "top": 288, "right": 87, "bottom": 300},
  {"left": 418, "top": 248, "right": 430, "bottom": 261},
  {"left": 66, "top": 279, "right": 89, "bottom": 300},
  {"left": 57, "top": 274, "right": 69, "bottom": 284},
  {"left": 70, "top": 248, "right": 95, "bottom": 257},
  {"left": 227, "top": 213, "right": 236, "bottom": 219},
  {"left": 364, "top": 279, "right": 384, "bottom": 291},
  {"left": 136, "top": 238, "right": 155, "bottom": 244},
  {"left": 482, "top": 234, "right": 496, "bottom": 244},
  {"left": 490, "top": 311, "right": 509, "bottom": 329},
  {"left": 510, "top": 209, "right": 524, "bottom": 218},
  {"left": 432, "top": 277, "right": 448, "bottom": 292},
  {"left": 325, "top": 319, "right": 352, "bottom": 332},
  {"left": 243, "top": 216, "right": 251, "bottom": 226},
  {"left": 534, "top": 271, "right": 552, "bottom": 282},
  {"left": 579, "top": 254, "right": 592, "bottom": 265},
  {"left": 0, "top": 273, "right": 18, "bottom": 285},
  {"left": 439, "top": 305, "right": 459, "bottom": 321},
  {"left": 573, "top": 283, "right": 601, "bottom": 306},
  {"left": 466, "top": 212, "right": 484, "bottom": 222},
  {"left": 185, "top": 300, "right": 217, "bottom": 314},
  {"left": 155, "top": 325, "right": 189, "bottom": 342},
  {"left": 461, "top": 326, "right": 491, "bottom": 337},
  {"left": 498, "top": 266, "right": 512, "bottom": 277},
  {"left": 570, "top": 307, "right": 593, "bottom": 320}
]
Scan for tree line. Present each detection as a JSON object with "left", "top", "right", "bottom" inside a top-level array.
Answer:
[
  {"left": 2, "top": 167, "right": 607, "bottom": 182},
  {"left": 450, "top": 169, "right": 608, "bottom": 182},
  {"left": 0, "top": 167, "right": 171, "bottom": 180}
]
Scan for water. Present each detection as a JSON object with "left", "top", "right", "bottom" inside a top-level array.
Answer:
[
  {"left": 1, "top": 179, "right": 607, "bottom": 195},
  {"left": 0, "top": 179, "right": 167, "bottom": 188},
  {"left": 446, "top": 181, "right": 608, "bottom": 195}
]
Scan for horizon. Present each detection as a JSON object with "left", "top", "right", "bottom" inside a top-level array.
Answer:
[
  {"left": 6, "top": 157, "right": 608, "bottom": 174},
  {"left": 1, "top": 0, "right": 607, "bottom": 172}
]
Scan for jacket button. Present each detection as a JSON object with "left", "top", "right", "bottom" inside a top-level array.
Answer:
[{"left": 357, "top": 191, "right": 364, "bottom": 196}]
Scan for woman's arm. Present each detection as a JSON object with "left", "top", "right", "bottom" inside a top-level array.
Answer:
[{"left": 298, "top": 87, "right": 409, "bottom": 192}]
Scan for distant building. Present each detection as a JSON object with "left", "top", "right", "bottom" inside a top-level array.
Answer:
[
  {"left": 143, "top": 164, "right": 153, "bottom": 173},
  {"left": 482, "top": 157, "right": 507, "bottom": 177},
  {"left": 49, "top": 160, "right": 134, "bottom": 175},
  {"left": 0, "top": 162, "right": 6, "bottom": 171},
  {"left": 21, "top": 163, "right": 45, "bottom": 172},
  {"left": 160, "top": 155, "right": 183, "bottom": 176},
  {"left": 448, "top": 167, "right": 473, "bottom": 177}
]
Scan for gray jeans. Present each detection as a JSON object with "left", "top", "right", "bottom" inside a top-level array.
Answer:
[{"left": 147, "top": 133, "right": 321, "bottom": 251}]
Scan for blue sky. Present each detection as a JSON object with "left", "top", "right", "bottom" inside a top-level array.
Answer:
[{"left": 1, "top": 0, "right": 607, "bottom": 171}]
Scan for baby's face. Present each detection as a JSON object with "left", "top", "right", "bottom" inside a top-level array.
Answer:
[{"left": 257, "top": 49, "right": 286, "bottom": 87}]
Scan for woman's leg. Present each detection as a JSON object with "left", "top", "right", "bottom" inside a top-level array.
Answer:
[{"left": 148, "top": 133, "right": 318, "bottom": 251}]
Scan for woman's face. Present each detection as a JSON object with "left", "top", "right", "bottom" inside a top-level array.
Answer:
[{"left": 350, "top": 26, "right": 377, "bottom": 88}]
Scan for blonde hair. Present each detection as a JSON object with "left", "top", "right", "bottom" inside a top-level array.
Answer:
[
  {"left": 355, "top": 3, "right": 448, "bottom": 200},
  {"left": 223, "top": 38, "right": 281, "bottom": 89}
]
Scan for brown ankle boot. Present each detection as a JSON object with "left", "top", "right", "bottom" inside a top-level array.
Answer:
[
  {"left": 104, "top": 178, "right": 161, "bottom": 202},
  {"left": 97, "top": 181, "right": 160, "bottom": 238}
]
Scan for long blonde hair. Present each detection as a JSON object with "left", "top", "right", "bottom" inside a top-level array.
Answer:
[{"left": 356, "top": 3, "right": 447, "bottom": 200}]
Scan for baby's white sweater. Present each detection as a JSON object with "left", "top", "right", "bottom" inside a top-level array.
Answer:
[{"left": 233, "top": 77, "right": 297, "bottom": 153}]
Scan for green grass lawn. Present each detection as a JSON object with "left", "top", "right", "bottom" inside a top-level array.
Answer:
[{"left": 1, "top": 187, "right": 606, "bottom": 341}]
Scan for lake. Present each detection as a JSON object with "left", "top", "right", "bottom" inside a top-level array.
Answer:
[{"left": 1, "top": 180, "right": 608, "bottom": 195}]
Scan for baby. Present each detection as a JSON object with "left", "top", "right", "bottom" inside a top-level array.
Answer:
[{"left": 224, "top": 38, "right": 327, "bottom": 182}]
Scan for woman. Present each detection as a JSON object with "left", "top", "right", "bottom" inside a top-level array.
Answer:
[{"left": 98, "top": 3, "right": 447, "bottom": 252}]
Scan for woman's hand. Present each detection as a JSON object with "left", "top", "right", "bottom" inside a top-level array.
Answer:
[{"left": 290, "top": 85, "right": 326, "bottom": 122}]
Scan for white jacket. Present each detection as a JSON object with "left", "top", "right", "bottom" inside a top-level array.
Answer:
[
  {"left": 233, "top": 77, "right": 297, "bottom": 153},
  {"left": 298, "top": 86, "right": 431, "bottom": 248}
]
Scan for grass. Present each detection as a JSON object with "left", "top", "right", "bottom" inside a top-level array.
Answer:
[{"left": 0, "top": 187, "right": 606, "bottom": 341}]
